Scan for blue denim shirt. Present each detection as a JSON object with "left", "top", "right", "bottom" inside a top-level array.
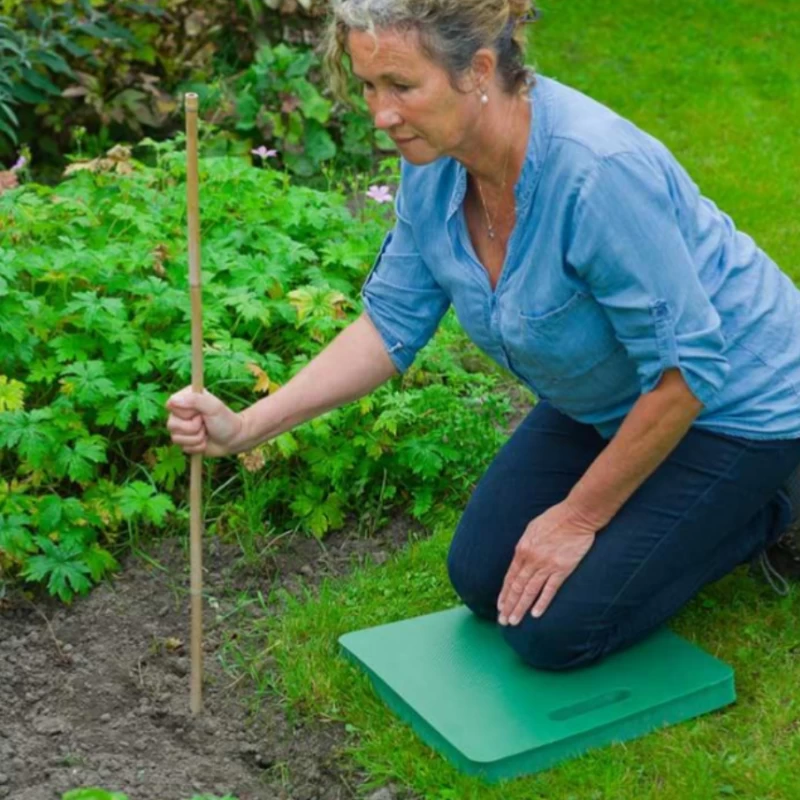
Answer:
[{"left": 361, "top": 75, "right": 800, "bottom": 441}]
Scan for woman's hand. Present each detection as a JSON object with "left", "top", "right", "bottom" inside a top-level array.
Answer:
[
  {"left": 165, "top": 388, "right": 246, "bottom": 457},
  {"left": 497, "top": 500, "right": 599, "bottom": 624}
]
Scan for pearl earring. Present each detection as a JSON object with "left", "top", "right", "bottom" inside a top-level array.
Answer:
[{"left": 480, "top": 92, "right": 489, "bottom": 105}]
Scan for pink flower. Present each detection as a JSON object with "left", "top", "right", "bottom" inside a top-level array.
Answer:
[
  {"left": 366, "top": 185, "right": 393, "bottom": 204},
  {"left": 251, "top": 146, "right": 278, "bottom": 160},
  {"left": 11, "top": 155, "right": 27, "bottom": 172}
]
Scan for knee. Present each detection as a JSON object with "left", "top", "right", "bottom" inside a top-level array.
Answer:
[
  {"left": 446, "top": 522, "right": 498, "bottom": 621},
  {"left": 501, "top": 612, "right": 606, "bottom": 671}
]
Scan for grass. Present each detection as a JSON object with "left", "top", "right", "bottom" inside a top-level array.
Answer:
[
  {"left": 532, "top": 0, "right": 800, "bottom": 276},
  {"left": 223, "top": 2, "right": 800, "bottom": 798},
  {"left": 230, "top": 534, "right": 800, "bottom": 799}
]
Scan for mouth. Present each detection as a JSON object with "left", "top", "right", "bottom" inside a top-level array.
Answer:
[{"left": 393, "top": 136, "right": 418, "bottom": 145}]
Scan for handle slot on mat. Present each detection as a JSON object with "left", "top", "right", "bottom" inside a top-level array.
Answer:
[{"left": 548, "top": 689, "right": 632, "bottom": 721}]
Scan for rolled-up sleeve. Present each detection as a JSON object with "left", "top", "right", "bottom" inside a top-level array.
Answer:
[
  {"left": 566, "top": 152, "right": 730, "bottom": 406},
  {"left": 361, "top": 188, "right": 451, "bottom": 373}
]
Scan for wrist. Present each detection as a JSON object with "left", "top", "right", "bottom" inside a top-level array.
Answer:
[
  {"left": 562, "top": 495, "right": 608, "bottom": 532},
  {"left": 230, "top": 409, "right": 253, "bottom": 454}
]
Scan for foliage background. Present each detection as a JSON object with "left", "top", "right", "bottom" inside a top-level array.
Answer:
[{"left": 0, "top": 0, "right": 390, "bottom": 183}]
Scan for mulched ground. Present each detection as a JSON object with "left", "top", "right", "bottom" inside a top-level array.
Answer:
[{"left": 0, "top": 516, "right": 424, "bottom": 800}]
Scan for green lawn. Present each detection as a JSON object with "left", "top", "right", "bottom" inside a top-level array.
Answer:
[
  {"left": 534, "top": 0, "right": 800, "bottom": 276},
  {"left": 225, "top": 3, "right": 800, "bottom": 798}
]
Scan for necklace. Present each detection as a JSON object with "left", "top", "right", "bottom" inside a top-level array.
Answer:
[{"left": 475, "top": 94, "right": 525, "bottom": 241}]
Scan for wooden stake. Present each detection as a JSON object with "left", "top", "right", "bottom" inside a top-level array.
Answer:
[{"left": 185, "top": 92, "right": 204, "bottom": 715}]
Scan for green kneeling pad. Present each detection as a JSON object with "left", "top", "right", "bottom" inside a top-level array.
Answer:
[{"left": 339, "top": 606, "right": 735, "bottom": 781}]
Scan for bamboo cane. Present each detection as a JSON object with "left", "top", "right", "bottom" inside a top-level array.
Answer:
[{"left": 185, "top": 92, "right": 204, "bottom": 715}]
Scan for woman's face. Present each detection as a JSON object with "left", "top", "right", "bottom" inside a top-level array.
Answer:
[{"left": 347, "top": 27, "right": 483, "bottom": 165}]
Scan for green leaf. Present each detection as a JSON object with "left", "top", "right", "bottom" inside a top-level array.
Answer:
[
  {"left": 118, "top": 482, "right": 174, "bottom": 527},
  {"left": 0, "top": 117, "right": 17, "bottom": 145},
  {"left": 60, "top": 362, "right": 119, "bottom": 406},
  {"left": 9, "top": 82, "right": 47, "bottom": 105},
  {"left": 21, "top": 68, "right": 62, "bottom": 97},
  {"left": 28, "top": 357, "right": 61, "bottom": 384},
  {"left": 22, "top": 540, "right": 93, "bottom": 602},
  {"left": 0, "top": 375, "right": 24, "bottom": 411},
  {"left": 303, "top": 120, "right": 336, "bottom": 165},
  {"left": 65, "top": 292, "right": 127, "bottom": 331},
  {"left": 0, "top": 513, "right": 35, "bottom": 559},
  {"left": 75, "top": 436, "right": 108, "bottom": 465},
  {"left": 274, "top": 432, "right": 299, "bottom": 459},
  {"left": 0, "top": 100, "right": 19, "bottom": 126},
  {"left": 56, "top": 37, "right": 92, "bottom": 59},
  {"left": 113, "top": 383, "right": 164, "bottom": 430},
  {"left": 76, "top": 22, "right": 123, "bottom": 42},
  {"left": 50, "top": 333, "right": 103, "bottom": 363},
  {"left": 296, "top": 82, "right": 331, "bottom": 125},
  {"left": 29, "top": 50, "right": 75, "bottom": 78},
  {"left": 37, "top": 496, "right": 63, "bottom": 535},
  {"left": 82, "top": 545, "right": 119, "bottom": 582},
  {"left": 306, "top": 505, "right": 330, "bottom": 538},
  {"left": 24, "top": 6, "right": 44, "bottom": 31},
  {"left": 286, "top": 50, "right": 315, "bottom": 78},
  {"left": 0, "top": 409, "right": 59, "bottom": 467},
  {"left": 411, "top": 486, "right": 434, "bottom": 519},
  {"left": 55, "top": 437, "right": 108, "bottom": 484},
  {"left": 151, "top": 446, "right": 186, "bottom": 492},
  {"left": 63, "top": 789, "right": 129, "bottom": 800}
]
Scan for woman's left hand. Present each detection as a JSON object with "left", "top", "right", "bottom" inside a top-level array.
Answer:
[{"left": 497, "top": 500, "right": 600, "bottom": 625}]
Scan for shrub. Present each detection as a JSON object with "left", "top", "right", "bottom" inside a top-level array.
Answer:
[
  {"left": 0, "top": 136, "right": 515, "bottom": 602},
  {"left": 0, "top": 1, "right": 391, "bottom": 183},
  {"left": 0, "top": 1, "right": 254, "bottom": 172}
]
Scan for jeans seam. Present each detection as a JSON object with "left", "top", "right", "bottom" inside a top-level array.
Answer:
[{"left": 598, "top": 437, "right": 755, "bottom": 624}]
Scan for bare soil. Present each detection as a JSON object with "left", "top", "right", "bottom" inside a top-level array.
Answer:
[{"left": 0, "top": 516, "right": 424, "bottom": 800}]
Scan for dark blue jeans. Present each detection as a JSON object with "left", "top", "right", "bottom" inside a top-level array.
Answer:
[{"left": 447, "top": 401, "right": 800, "bottom": 671}]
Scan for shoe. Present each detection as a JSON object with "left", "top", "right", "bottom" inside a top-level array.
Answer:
[
  {"left": 752, "top": 526, "right": 800, "bottom": 596},
  {"left": 750, "top": 461, "right": 800, "bottom": 596}
]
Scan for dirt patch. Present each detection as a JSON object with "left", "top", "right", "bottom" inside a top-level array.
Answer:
[{"left": 0, "top": 516, "right": 424, "bottom": 800}]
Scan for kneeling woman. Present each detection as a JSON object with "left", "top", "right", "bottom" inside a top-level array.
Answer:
[{"left": 166, "top": 0, "right": 800, "bottom": 670}]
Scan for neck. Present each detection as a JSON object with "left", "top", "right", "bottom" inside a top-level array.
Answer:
[{"left": 455, "top": 91, "right": 531, "bottom": 191}]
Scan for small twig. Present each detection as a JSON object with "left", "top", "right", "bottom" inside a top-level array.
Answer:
[
  {"left": 19, "top": 594, "right": 66, "bottom": 661},
  {"left": 223, "top": 672, "right": 247, "bottom": 692}
]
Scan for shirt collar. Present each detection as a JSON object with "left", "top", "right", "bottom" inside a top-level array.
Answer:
[{"left": 446, "top": 73, "right": 552, "bottom": 221}]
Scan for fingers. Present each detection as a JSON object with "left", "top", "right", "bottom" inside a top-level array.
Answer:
[
  {"left": 504, "top": 570, "right": 550, "bottom": 626},
  {"left": 498, "top": 558, "right": 536, "bottom": 624},
  {"left": 166, "top": 389, "right": 207, "bottom": 453},
  {"left": 531, "top": 573, "right": 566, "bottom": 618},
  {"left": 171, "top": 427, "right": 207, "bottom": 453},
  {"left": 166, "top": 387, "right": 202, "bottom": 414},
  {"left": 165, "top": 388, "right": 215, "bottom": 453}
]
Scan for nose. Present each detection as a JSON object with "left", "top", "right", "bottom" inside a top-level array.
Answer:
[
  {"left": 367, "top": 92, "right": 402, "bottom": 131},
  {"left": 374, "top": 109, "right": 402, "bottom": 130}
]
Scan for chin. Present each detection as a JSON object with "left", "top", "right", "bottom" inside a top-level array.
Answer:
[
  {"left": 399, "top": 140, "right": 441, "bottom": 166},
  {"left": 402, "top": 152, "right": 440, "bottom": 166}
]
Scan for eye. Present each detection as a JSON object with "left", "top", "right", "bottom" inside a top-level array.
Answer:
[{"left": 393, "top": 83, "right": 411, "bottom": 93}]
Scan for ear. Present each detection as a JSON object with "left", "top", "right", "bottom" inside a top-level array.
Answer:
[{"left": 466, "top": 47, "right": 498, "bottom": 93}]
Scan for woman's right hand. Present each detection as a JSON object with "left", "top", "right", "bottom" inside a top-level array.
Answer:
[{"left": 165, "top": 388, "right": 246, "bottom": 457}]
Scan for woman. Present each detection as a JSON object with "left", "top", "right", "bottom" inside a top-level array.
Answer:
[{"left": 166, "top": 0, "right": 800, "bottom": 670}]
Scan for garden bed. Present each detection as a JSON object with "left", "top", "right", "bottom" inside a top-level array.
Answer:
[{"left": 0, "top": 515, "right": 424, "bottom": 800}]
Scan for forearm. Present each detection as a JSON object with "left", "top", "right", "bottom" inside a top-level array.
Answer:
[
  {"left": 566, "top": 368, "right": 704, "bottom": 528},
  {"left": 235, "top": 313, "right": 398, "bottom": 451}
]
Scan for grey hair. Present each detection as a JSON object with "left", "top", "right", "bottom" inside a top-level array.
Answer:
[{"left": 323, "top": 0, "right": 537, "bottom": 104}]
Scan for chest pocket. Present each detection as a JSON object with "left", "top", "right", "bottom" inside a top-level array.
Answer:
[{"left": 507, "top": 291, "right": 640, "bottom": 412}]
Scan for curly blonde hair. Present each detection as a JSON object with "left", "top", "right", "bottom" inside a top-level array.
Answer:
[{"left": 323, "top": 0, "right": 538, "bottom": 104}]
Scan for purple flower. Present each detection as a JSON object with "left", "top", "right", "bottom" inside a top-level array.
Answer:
[
  {"left": 251, "top": 146, "right": 278, "bottom": 160},
  {"left": 366, "top": 185, "right": 393, "bottom": 204},
  {"left": 10, "top": 155, "right": 27, "bottom": 172}
]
